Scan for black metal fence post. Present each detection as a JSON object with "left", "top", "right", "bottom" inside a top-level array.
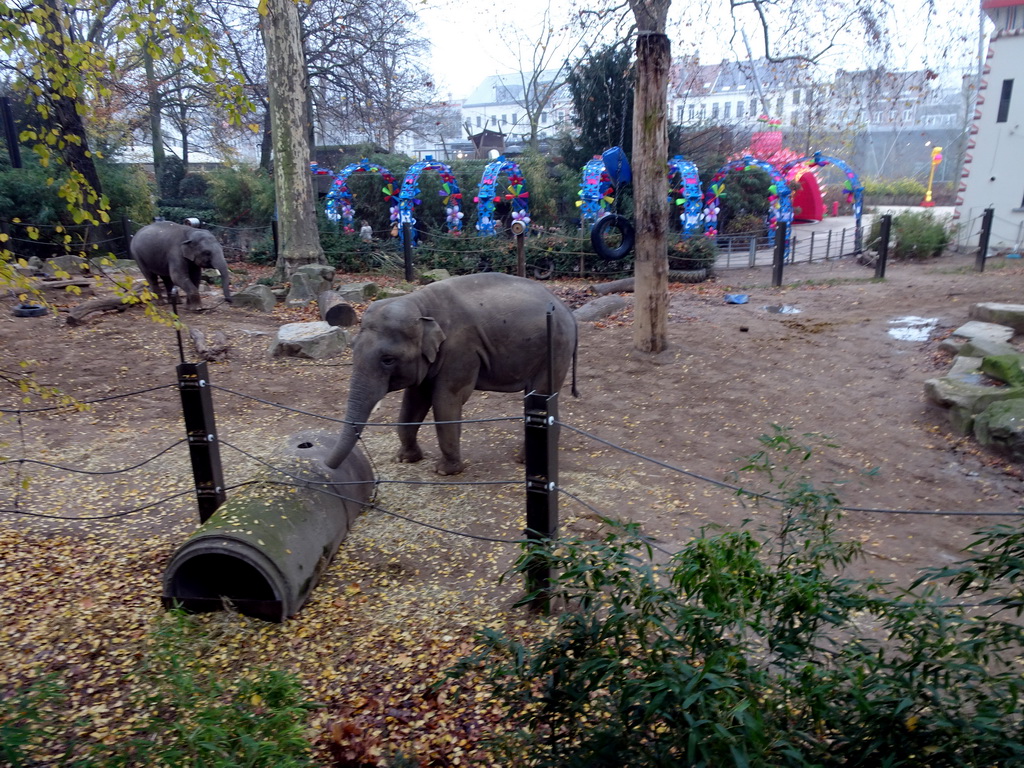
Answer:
[
  {"left": 875, "top": 214, "right": 892, "bottom": 279},
  {"left": 523, "top": 310, "right": 560, "bottom": 609},
  {"left": 772, "top": 222, "right": 787, "bottom": 287},
  {"left": 177, "top": 361, "right": 226, "bottom": 523},
  {"left": 524, "top": 389, "right": 558, "bottom": 610},
  {"left": 402, "top": 222, "right": 414, "bottom": 282},
  {"left": 976, "top": 207, "right": 994, "bottom": 273}
]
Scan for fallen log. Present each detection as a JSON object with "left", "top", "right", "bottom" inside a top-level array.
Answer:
[
  {"left": 318, "top": 290, "right": 357, "bottom": 327},
  {"left": 189, "top": 328, "right": 230, "bottom": 361},
  {"left": 591, "top": 277, "right": 635, "bottom": 295},
  {"left": 65, "top": 296, "right": 133, "bottom": 326}
]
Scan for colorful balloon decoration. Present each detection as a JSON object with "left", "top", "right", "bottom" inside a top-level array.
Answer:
[
  {"left": 704, "top": 155, "right": 794, "bottom": 259},
  {"left": 398, "top": 156, "right": 463, "bottom": 246},
  {"left": 577, "top": 156, "right": 616, "bottom": 229},
  {"left": 781, "top": 152, "right": 865, "bottom": 251},
  {"left": 316, "top": 159, "right": 398, "bottom": 234},
  {"left": 667, "top": 155, "right": 704, "bottom": 240},
  {"left": 475, "top": 156, "right": 531, "bottom": 236}
]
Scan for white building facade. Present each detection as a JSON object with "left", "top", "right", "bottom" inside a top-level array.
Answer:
[
  {"left": 459, "top": 72, "right": 573, "bottom": 151},
  {"left": 955, "top": 0, "right": 1024, "bottom": 249}
]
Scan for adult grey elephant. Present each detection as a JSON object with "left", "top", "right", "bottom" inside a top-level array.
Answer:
[
  {"left": 324, "top": 272, "right": 578, "bottom": 475},
  {"left": 129, "top": 221, "right": 232, "bottom": 310}
]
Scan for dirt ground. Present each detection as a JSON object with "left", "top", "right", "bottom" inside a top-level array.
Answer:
[{"left": 2, "top": 250, "right": 1023, "bottom": 763}]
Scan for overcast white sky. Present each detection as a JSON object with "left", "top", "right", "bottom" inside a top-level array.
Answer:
[{"left": 418, "top": 0, "right": 986, "bottom": 102}]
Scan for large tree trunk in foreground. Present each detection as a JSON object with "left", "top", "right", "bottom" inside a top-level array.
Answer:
[
  {"left": 630, "top": 30, "right": 671, "bottom": 353},
  {"left": 628, "top": 0, "right": 672, "bottom": 353},
  {"left": 260, "top": 0, "right": 325, "bottom": 278}
]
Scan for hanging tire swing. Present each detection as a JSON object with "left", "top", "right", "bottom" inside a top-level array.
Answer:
[{"left": 590, "top": 214, "right": 635, "bottom": 260}]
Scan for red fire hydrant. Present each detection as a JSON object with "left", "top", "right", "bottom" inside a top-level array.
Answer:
[{"left": 832, "top": 201, "right": 840, "bottom": 217}]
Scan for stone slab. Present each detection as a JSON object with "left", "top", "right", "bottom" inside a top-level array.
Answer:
[{"left": 969, "top": 302, "right": 1024, "bottom": 333}]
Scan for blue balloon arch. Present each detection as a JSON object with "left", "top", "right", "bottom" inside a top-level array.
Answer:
[
  {"left": 704, "top": 156, "right": 794, "bottom": 259},
  {"left": 577, "top": 157, "right": 616, "bottom": 229},
  {"left": 782, "top": 151, "right": 865, "bottom": 251},
  {"left": 475, "top": 156, "right": 530, "bottom": 236},
  {"left": 397, "top": 157, "right": 463, "bottom": 245},
  {"left": 319, "top": 159, "right": 398, "bottom": 233},
  {"left": 667, "top": 155, "right": 703, "bottom": 239}
]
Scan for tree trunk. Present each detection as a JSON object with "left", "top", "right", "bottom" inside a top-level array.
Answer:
[
  {"left": 630, "top": 30, "right": 671, "bottom": 353},
  {"left": 41, "top": 0, "right": 104, "bottom": 248},
  {"left": 259, "top": 108, "right": 273, "bottom": 171},
  {"left": 260, "top": 0, "right": 325, "bottom": 278},
  {"left": 143, "top": 47, "right": 166, "bottom": 195}
]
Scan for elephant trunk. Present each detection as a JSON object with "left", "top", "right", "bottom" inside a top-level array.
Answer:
[
  {"left": 324, "top": 374, "right": 386, "bottom": 469},
  {"left": 219, "top": 262, "right": 233, "bottom": 302}
]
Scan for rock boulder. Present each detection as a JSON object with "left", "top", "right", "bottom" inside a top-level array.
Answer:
[{"left": 271, "top": 322, "right": 348, "bottom": 359}]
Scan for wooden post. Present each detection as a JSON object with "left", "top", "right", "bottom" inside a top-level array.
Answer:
[
  {"left": 976, "top": 207, "right": 994, "bottom": 272},
  {"left": 516, "top": 230, "right": 526, "bottom": 277},
  {"left": 772, "top": 222, "right": 787, "bottom": 287},
  {"left": 402, "top": 222, "right": 414, "bottom": 282},
  {"left": 875, "top": 214, "right": 892, "bottom": 279}
]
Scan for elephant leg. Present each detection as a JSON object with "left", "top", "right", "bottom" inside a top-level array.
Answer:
[
  {"left": 141, "top": 272, "right": 164, "bottom": 302},
  {"left": 170, "top": 262, "right": 202, "bottom": 309},
  {"left": 396, "top": 383, "right": 432, "bottom": 465},
  {"left": 431, "top": 384, "right": 473, "bottom": 476},
  {"left": 159, "top": 276, "right": 175, "bottom": 303}
]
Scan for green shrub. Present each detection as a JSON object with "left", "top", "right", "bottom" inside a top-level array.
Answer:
[
  {"left": 443, "top": 427, "right": 1024, "bottom": 766},
  {"left": 869, "top": 210, "right": 951, "bottom": 260},
  {"left": 668, "top": 235, "right": 718, "bottom": 271},
  {"left": 100, "top": 611, "right": 315, "bottom": 767},
  {"left": 177, "top": 173, "right": 209, "bottom": 199},
  {"left": 206, "top": 165, "right": 276, "bottom": 225},
  {"left": 154, "top": 205, "right": 217, "bottom": 225},
  {"left": 722, "top": 212, "right": 765, "bottom": 235},
  {"left": 862, "top": 177, "right": 927, "bottom": 198}
]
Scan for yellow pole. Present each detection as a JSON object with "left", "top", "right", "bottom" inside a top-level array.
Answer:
[{"left": 921, "top": 146, "right": 942, "bottom": 207}]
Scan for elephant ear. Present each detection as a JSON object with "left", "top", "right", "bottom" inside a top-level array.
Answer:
[
  {"left": 420, "top": 317, "right": 445, "bottom": 363},
  {"left": 180, "top": 237, "right": 197, "bottom": 260}
]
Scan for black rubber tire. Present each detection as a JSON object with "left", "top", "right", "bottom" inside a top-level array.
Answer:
[
  {"left": 531, "top": 257, "right": 554, "bottom": 280},
  {"left": 667, "top": 269, "right": 708, "bottom": 284},
  {"left": 12, "top": 303, "right": 48, "bottom": 318},
  {"left": 590, "top": 214, "right": 635, "bottom": 260}
]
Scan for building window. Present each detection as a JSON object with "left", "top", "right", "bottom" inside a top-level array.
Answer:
[
  {"left": 700, "top": 104, "right": 707, "bottom": 119},
  {"left": 998, "top": 79, "right": 1013, "bottom": 122},
  {"left": 776, "top": 96, "right": 784, "bottom": 114},
  {"left": 512, "top": 113, "right": 518, "bottom": 124},
  {"left": 541, "top": 112, "right": 547, "bottom": 124},
  {"left": 793, "top": 89, "right": 801, "bottom": 105},
  {"left": 677, "top": 106, "right": 684, "bottom": 122},
  {"left": 476, "top": 116, "right": 481, "bottom": 127},
  {"left": 558, "top": 111, "right": 565, "bottom": 122},
  {"left": 501, "top": 114, "right": 507, "bottom": 124},
  {"left": 711, "top": 103, "right": 719, "bottom": 119},
  {"left": 491, "top": 115, "right": 497, "bottom": 125},
  {"left": 750, "top": 98, "right": 757, "bottom": 116},
  {"left": 689, "top": 104, "right": 696, "bottom": 120},
  {"left": 736, "top": 100, "right": 744, "bottom": 118},
  {"left": 723, "top": 102, "right": 732, "bottom": 118}
]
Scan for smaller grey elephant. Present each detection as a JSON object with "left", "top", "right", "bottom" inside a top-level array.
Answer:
[{"left": 130, "top": 221, "right": 232, "bottom": 310}]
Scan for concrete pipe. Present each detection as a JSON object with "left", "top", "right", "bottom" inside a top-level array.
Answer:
[{"left": 162, "top": 430, "right": 375, "bottom": 622}]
